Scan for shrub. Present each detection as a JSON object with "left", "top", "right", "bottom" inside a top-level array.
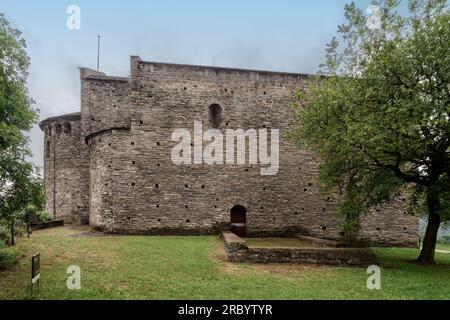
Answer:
[
  {"left": 0, "top": 221, "right": 26, "bottom": 246},
  {"left": 37, "top": 211, "right": 51, "bottom": 222},
  {"left": 0, "top": 247, "right": 20, "bottom": 271},
  {"left": 0, "top": 224, "right": 11, "bottom": 246}
]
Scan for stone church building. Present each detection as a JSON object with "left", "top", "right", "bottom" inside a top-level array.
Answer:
[{"left": 40, "top": 56, "right": 418, "bottom": 246}]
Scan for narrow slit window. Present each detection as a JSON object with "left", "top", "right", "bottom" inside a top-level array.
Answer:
[{"left": 209, "top": 104, "right": 222, "bottom": 129}]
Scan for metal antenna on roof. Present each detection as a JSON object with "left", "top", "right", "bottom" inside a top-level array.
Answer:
[{"left": 97, "top": 35, "right": 101, "bottom": 71}]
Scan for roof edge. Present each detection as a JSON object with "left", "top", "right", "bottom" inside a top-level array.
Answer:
[
  {"left": 133, "top": 57, "right": 315, "bottom": 78},
  {"left": 39, "top": 112, "right": 81, "bottom": 130}
]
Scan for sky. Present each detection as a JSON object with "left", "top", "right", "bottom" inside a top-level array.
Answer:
[{"left": 0, "top": 0, "right": 379, "bottom": 168}]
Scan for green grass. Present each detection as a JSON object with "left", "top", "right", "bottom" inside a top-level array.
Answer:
[
  {"left": 0, "top": 227, "right": 449, "bottom": 300},
  {"left": 436, "top": 243, "right": 450, "bottom": 252}
]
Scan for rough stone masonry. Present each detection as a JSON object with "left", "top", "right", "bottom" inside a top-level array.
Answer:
[{"left": 39, "top": 56, "right": 419, "bottom": 246}]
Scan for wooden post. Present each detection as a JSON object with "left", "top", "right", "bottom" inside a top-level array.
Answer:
[{"left": 31, "top": 253, "right": 41, "bottom": 292}]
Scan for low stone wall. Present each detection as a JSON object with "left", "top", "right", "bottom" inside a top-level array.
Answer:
[
  {"left": 222, "top": 232, "right": 378, "bottom": 266},
  {"left": 31, "top": 220, "right": 64, "bottom": 231}
]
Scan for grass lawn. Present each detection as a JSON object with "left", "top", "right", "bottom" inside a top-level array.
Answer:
[
  {"left": 1, "top": 226, "right": 449, "bottom": 300},
  {"left": 436, "top": 243, "right": 450, "bottom": 252}
]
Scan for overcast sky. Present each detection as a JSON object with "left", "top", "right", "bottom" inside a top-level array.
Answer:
[{"left": 1, "top": 0, "right": 380, "bottom": 169}]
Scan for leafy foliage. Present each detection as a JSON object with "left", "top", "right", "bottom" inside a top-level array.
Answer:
[
  {"left": 0, "top": 12, "right": 43, "bottom": 245},
  {"left": 291, "top": 0, "right": 449, "bottom": 257}
]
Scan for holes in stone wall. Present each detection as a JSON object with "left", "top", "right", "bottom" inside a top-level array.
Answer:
[
  {"left": 186, "top": 219, "right": 190, "bottom": 223},
  {"left": 185, "top": 205, "right": 189, "bottom": 209},
  {"left": 185, "top": 184, "right": 189, "bottom": 189},
  {"left": 131, "top": 142, "right": 135, "bottom": 145},
  {"left": 156, "top": 142, "right": 160, "bottom": 146},
  {"left": 132, "top": 161, "right": 136, "bottom": 165},
  {"left": 131, "top": 183, "right": 135, "bottom": 186},
  {"left": 155, "top": 184, "right": 159, "bottom": 188},
  {"left": 322, "top": 226, "right": 327, "bottom": 231},
  {"left": 158, "top": 218, "right": 161, "bottom": 222}
]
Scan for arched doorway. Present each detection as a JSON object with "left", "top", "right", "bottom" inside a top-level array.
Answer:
[{"left": 230, "top": 205, "right": 247, "bottom": 237}]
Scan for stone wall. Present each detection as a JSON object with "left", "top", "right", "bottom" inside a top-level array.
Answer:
[
  {"left": 40, "top": 113, "right": 83, "bottom": 224},
  {"left": 41, "top": 56, "right": 419, "bottom": 246}
]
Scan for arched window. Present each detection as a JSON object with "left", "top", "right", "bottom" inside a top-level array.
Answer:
[
  {"left": 63, "top": 122, "right": 72, "bottom": 134},
  {"left": 46, "top": 141, "right": 50, "bottom": 158},
  {"left": 47, "top": 126, "right": 52, "bottom": 137},
  {"left": 209, "top": 104, "right": 222, "bottom": 129},
  {"left": 56, "top": 124, "right": 62, "bottom": 135}
]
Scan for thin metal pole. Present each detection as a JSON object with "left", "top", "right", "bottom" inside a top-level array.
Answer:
[{"left": 97, "top": 35, "right": 100, "bottom": 71}]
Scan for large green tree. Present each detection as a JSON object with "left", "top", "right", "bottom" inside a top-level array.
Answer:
[
  {"left": 292, "top": 0, "right": 449, "bottom": 264},
  {"left": 0, "top": 13, "right": 43, "bottom": 245}
]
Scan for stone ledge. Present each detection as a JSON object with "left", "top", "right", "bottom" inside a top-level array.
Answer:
[
  {"left": 222, "top": 232, "right": 248, "bottom": 251},
  {"left": 31, "top": 220, "right": 64, "bottom": 231},
  {"left": 222, "top": 232, "right": 378, "bottom": 266}
]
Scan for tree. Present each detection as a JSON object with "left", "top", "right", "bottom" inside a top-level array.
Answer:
[
  {"left": 0, "top": 12, "right": 42, "bottom": 245},
  {"left": 291, "top": 0, "right": 449, "bottom": 264}
]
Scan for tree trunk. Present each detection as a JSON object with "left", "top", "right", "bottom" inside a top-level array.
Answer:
[
  {"left": 416, "top": 191, "right": 441, "bottom": 265},
  {"left": 11, "top": 219, "right": 15, "bottom": 246}
]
